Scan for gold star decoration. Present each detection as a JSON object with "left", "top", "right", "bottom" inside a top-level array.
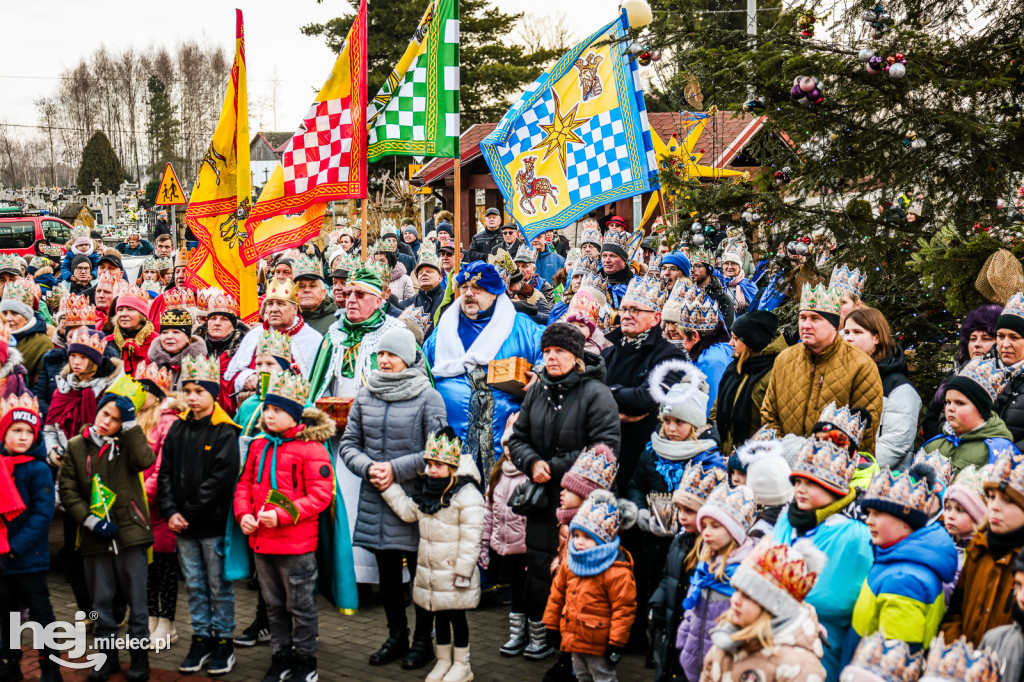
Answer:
[{"left": 532, "top": 91, "right": 590, "bottom": 175}]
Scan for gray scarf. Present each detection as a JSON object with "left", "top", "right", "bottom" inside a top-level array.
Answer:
[{"left": 365, "top": 366, "right": 432, "bottom": 402}]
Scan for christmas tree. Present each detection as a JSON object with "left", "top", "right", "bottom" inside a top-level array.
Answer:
[{"left": 639, "top": 0, "right": 1024, "bottom": 388}]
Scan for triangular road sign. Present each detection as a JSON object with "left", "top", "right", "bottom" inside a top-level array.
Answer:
[{"left": 155, "top": 163, "right": 187, "bottom": 206}]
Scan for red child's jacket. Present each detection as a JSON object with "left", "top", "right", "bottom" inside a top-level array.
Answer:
[{"left": 234, "top": 408, "right": 336, "bottom": 555}]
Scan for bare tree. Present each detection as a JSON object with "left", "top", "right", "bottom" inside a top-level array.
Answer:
[{"left": 515, "top": 12, "right": 576, "bottom": 54}]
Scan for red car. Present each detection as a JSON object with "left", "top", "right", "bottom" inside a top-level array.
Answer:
[{"left": 0, "top": 206, "right": 73, "bottom": 258}]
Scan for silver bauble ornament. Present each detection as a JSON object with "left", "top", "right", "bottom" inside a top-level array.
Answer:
[
  {"left": 888, "top": 63, "right": 906, "bottom": 79},
  {"left": 692, "top": 234, "right": 706, "bottom": 246},
  {"left": 691, "top": 222, "right": 703, "bottom": 233}
]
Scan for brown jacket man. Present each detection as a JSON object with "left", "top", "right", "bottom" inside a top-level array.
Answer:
[{"left": 759, "top": 288, "right": 884, "bottom": 453}]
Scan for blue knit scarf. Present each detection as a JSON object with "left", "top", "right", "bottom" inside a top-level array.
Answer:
[
  {"left": 568, "top": 536, "right": 620, "bottom": 577},
  {"left": 682, "top": 559, "right": 738, "bottom": 610}
]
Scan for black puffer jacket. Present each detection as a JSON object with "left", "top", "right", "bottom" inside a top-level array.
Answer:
[
  {"left": 649, "top": 531, "right": 698, "bottom": 682},
  {"left": 995, "top": 371, "right": 1024, "bottom": 450},
  {"left": 157, "top": 405, "right": 241, "bottom": 539},
  {"left": 601, "top": 325, "right": 687, "bottom": 489},
  {"left": 508, "top": 352, "right": 621, "bottom": 612},
  {"left": 467, "top": 227, "right": 504, "bottom": 263}
]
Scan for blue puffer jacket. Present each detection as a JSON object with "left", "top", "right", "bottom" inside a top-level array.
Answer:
[
  {"left": 33, "top": 343, "right": 122, "bottom": 419},
  {"left": 58, "top": 249, "right": 98, "bottom": 283},
  {"left": 3, "top": 440, "right": 55, "bottom": 574},
  {"left": 696, "top": 342, "right": 732, "bottom": 417},
  {"left": 424, "top": 311, "right": 543, "bottom": 472}
]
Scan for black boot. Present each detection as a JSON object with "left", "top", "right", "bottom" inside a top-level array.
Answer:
[
  {"left": 542, "top": 651, "right": 577, "bottom": 682},
  {"left": 126, "top": 649, "right": 149, "bottom": 682},
  {"left": 38, "top": 650, "right": 63, "bottom": 682},
  {"left": 369, "top": 628, "right": 408, "bottom": 666},
  {"left": 400, "top": 633, "right": 434, "bottom": 670},
  {"left": 87, "top": 647, "right": 120, "bottom": 682}
]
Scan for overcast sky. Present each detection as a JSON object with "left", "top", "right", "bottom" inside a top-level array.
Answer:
[{"left": 3, "top": 0, "right": 618, "bottom": 130}]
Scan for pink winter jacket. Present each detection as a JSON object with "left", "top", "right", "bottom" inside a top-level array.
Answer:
[
  {"left": 143, "top": 398, "right": 187, "bottom": 554},
  {"left": 482, "top": 459, "right": 528, "bottom": 558}
]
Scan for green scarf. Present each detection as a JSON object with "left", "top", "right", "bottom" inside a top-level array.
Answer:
[{"left": 339, "top": 308, "right": 385, "bottom": 378}]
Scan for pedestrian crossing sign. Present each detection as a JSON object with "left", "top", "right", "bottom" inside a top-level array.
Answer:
[{"left": 155, "top": 163, "right": 187, "bottom": 206}]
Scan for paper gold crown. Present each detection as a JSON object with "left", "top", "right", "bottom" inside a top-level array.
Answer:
[
  {"left": 679, "top": 290, "right": 720, "bottom": 332},
  {"left": 70, "top": 225, "right": 90, "bottom": 241},
  {"left": 162, "top": 286, "right": 196, "bottom": 311},
  {"left": 330, "top": 226, "right": 354, "bottom": 243},
  {"left": 841, "top": 631, "right": 923, "bottom": 682},
  {"left": 416, "top": 249, "right": 442, "bottom": 273},
  {"left": 800, "top": 283, "right": 842, "bottom": 316},
  {"left": 365, "top": 258, "right": 391, "bottom": 285},
  {"left": 817, "top": 402, "right": 868, "bottom": 446},
  {"left": 0, "top": 253, "right": 22, "bottom": 273},
  {"left": 379, "top": 219, "right": 398, "bottom": 237},
  {"left": 792, "top": 439, "right": 857, "bottom": 495},
  {"left": 1003, "top": 291, "right": 1024, "bottom": 321},
  {"left": 923, "top": 634, "right": 1000, "bottom": 682},
  {"left": 134, "top": 360, "right": 173, "bottom": 395},
  {"left": 96, "top": 269, "right": 124, "bottom": 288},
  {"left": 63, "top": 295, "right": 97, "bottom": 328},
  {"left": 689, "top": 246, "right": 714, "bottom": 266},
  {"left": 0, "top": 392, "right": 40, "bottom": 425},
  {"left": 67, "top": 328, "right": 106, "bottom": 356},
  {"left": 113, "top": 280, "right": 149, "bottom": 302},
  {"left": 160, "top": 308, "right": 193, "bottom": 330},
  {"left": 398, "top": 305, "right": 433, "bottom": 336},
  {"left": 181, "top": 355, "right": 220, "bottom": 384},
  {"left": 2, "top": 278, "right": 36, "bottom": 308},
  {"left": 265, "top": 278, "right": 298, "bottom": 304},
  {"left": 738, "top": 538, "right": 822, "bottom": 604},
  {"left": 256, "top": 329, "right": 292, "bottom": 362},
  {"left": 621, "top": 274, "right": 670, "bottom": 313},
  {"left": 987, "top": 449, "right": 1024, "bottom": 498},
  {"left": 572, "top": 491, "right": 621, "bottom": 544},
  {"left": 292, "top": 255, "right": 323, "bottom": 280},
  {"left": 424, "top": 430, "right": 462, "bottom": 468},
  {"left": 601, "top": 229, "right": 632, "bottom": 251},
  {"left": 567, "top": 445, "right": 619, "bottom": 491},
  {"left": 704, "top": 484, "right": 757, "bottom": 531},
  {"left": 267, "top": 370, "right": 310, "bottom": 406},
  {"left": 829, "top": 263, "right": 868, "bottom": 299},
  {"left": 141, "top": 256, "right": 161, "bottom": 272},
  {"left": 331, "top": 250, "right": 360, "bottom": 274},
  {"left": 29, "top": 256, "right": 51, "bottom": 271}
]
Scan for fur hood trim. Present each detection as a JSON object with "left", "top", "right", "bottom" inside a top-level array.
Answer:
[
  {"left": 0, "top": 347, "right": 25, "bottom": 379},
  {"left": 256, "top": 406, "right": 336, "bottom": 444}
]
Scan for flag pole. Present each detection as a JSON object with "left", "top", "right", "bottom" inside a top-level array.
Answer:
[
  {"left": 361, "top": 199, "right": 368, "bottom": 262},
  {"left": 453, "top": 157, "right": 461, "bottom": 274}
]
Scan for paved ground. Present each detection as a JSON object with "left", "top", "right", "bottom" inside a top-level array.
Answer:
[{"left": 13, "top": 522, "right": 649, "bottom": 681}]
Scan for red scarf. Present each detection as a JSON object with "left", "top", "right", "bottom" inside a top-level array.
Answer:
[
  {"left": 44, "top": 384, "right": 99, "bottom": 440},
  {"left": 263, "top": 316, "right": 305, "bottom": 337},
  {"left": 0, "top": 456, "right": 25, "bottom": 554}
]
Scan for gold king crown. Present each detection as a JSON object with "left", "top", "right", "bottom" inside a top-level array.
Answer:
[
  {"left": 741, "top": 539, "right": 821, "bottom": 603},
  {"left": 2, "top": 278, "right": 36, "bottom": 308},
  {"left": 424, "top": 430, "right": 462, "bottom": 468},
  {"left": 162, "top": 287, "right": 196, "bottom": 311},
  {"left": 181, "top": 355, "right": 220, "bottom": 384},
  {"left": 198, "top": 288, "right": 240, "bottom": 317},
  {"left": 800, "top": 283, "right": 842, "bottom": 315},
  {"left": 256, "top": 329, "right": 293, "bottom": 362},
  {"left": 923, "top": 634, "right": 1001, "bottom": 682},
  {"left": 844, "top": 631, "right": 923, "bottom": 682},
  {"left": 817, "top": 401, "right": 868, "bottom": 445},
  {"left": 621, "top": 274, "right": 670, "bottom": 313},
  {"left": 134, "top": 360, "right": 173, "bottom": 395},
  {"left": 63, "top": 295, "right": 97, "bottom": 328},
  {"left": 267, "top": 371, "right": 310, "bottom": 406},
  {"left": 679, "top": 290, "right": 720, "bottom": 332}
]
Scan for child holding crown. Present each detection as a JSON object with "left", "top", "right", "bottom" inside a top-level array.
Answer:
[{"left": 234, "top": 370, "right": 336, "bottom": 682}]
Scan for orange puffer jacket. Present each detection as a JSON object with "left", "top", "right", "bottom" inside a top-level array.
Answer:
[
  {"left": 234, "top": 408, "right": 336, "bottom": 555},
  {"left": 543, "top": 547, "right": 637, "bottom": 656}
]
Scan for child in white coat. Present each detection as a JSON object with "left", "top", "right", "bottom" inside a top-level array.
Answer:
[{"left": 381, "top": 427, "right": 485, "bottom": 682}]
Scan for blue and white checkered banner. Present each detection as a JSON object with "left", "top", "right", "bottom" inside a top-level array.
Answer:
[{"left": 480, "top": 10, "right": 659, "bottom": 242}]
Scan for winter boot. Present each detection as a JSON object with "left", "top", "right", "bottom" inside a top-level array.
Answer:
[
  {"left": 178, "top": 635, "right": 212, "bottom": 673},
  {"left": 425, "top": 644, "right": 452, "bottom": 682},
  {"left": 401, "top": 632, "right": 435, "bottom": 670},
  {"left": 522, "top": 620, "right": 554, "bottom": 660},
  {"left": 499, "top": 613, "right": 527, "bottom": 656},
  {"left": 542, "top": 651, "right": 577, "bottom": 682},
  {"left": 126, "top": 649, "right": 149, "bottom": 682},
  {"left": 369, "top": 627, "right": 408, "bottom": 666},
  {"left": 441, "top": 646, "right": 473, "bottom": 682},
  {"left": 206, "top": 637, "right": 235, "bottom": 675},
  {"left": 86, "top": 647, "right": 120, "bottom": 682}
]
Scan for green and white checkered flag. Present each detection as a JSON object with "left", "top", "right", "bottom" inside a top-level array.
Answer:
[{"left": 367, "top": 0, "right": 460, "bottom": 162}]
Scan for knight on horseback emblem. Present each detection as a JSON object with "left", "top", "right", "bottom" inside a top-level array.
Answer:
[{"left": 515, "top": 156, "right": 559, "bottom": 216}]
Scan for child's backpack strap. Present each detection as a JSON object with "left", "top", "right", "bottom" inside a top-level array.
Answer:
[{"left": 984, "top": 437, "right": 1020, "bottom": 464}]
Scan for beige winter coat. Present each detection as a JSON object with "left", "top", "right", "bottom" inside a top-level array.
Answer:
[
  {"left": 382, "top": 454, "right": 486, "bottom": 611},
  {"left": 701, "top": 604, "right": 827, "bottom": 682}
]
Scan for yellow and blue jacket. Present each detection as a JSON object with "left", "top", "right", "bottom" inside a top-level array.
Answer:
[{"left": 848, "top": 521, "right": 958, "bottom": 656}]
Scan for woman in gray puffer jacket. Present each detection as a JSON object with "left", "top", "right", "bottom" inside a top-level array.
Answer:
[{"left": 340, "top": 327, "right": 447, "bottom": 669}]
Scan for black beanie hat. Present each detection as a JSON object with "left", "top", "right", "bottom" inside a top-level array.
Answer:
[
  {"left": 731, "top": 311, "right": 779, "bottom": 352},
  {"left": 998, "top": 310, "right": 1024, "bottom": 338},
  {"left": 71, "top": 254, "right": 92, "bottom": 271},
  {"left": 945, "top": 374, "right": 994, "bottom": 419},
  {"left": 541, "top": 322, "right": 585, "bottom": 360}
]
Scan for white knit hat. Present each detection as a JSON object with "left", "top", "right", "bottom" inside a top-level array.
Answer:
[
  {"left": 649, "top": 359, "right": 709, "bottom": 428},
  {"left": 739, "top": 439, "right": 794, "bottom": 506}
]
